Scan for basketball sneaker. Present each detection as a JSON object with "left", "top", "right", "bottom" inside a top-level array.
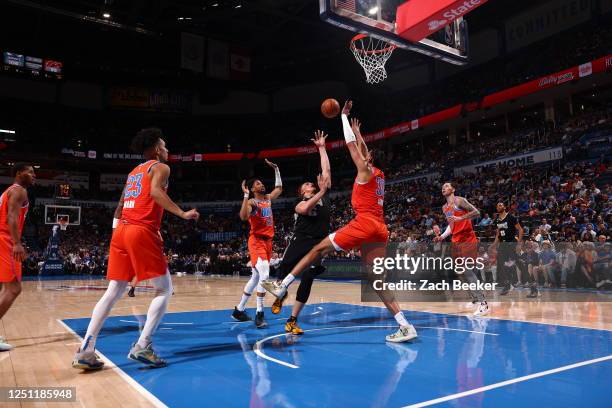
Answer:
[
  {"left": 260, "top": 279, "right": 287, "bottom": 299},
  {"left": 128, "top": 286, "right": 135, "bottom": 297},
  {"left": 0, "top": 336, "right": 14, "bottom": 351},
  {"left": 285, "top": 318, "right": 304, "bottom": 335},
  {"left": 255, "top": 311, "right": 267, "bottom": 329},
  {"left": 271, "top": 292, "right": 288, "bottom": 314},
  {"left": 72, "top": 348, "right": 104, "bottom": 370},
  {"left": 385, "top": 324, "right": 418, "bottom": 343},
  {"left": 128, "top": 342, "right": 167, "bottom": 368},
  {"left": 231, "top": 306, "right": 251, "bottom": 322},
  {"left": 473, "top": 301, "right": 489, "bottom": 317}
]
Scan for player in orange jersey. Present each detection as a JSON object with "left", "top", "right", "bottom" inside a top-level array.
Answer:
[
  {"left": 231, "top": 159, "right": 283, "bottom": 328},
  {"left": 0, "top": 163, "right": 35, "bottom": 351},
  {"left": 434, "top": 182, "right": 489, "bottom": 316},
  {"left": 73, "top": 128, "right": 199, "bottom": 370},
  {"left": 262, "top": 101, "right": 417, "bottom": 343}
]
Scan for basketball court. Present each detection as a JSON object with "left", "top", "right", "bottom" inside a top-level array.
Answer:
[{"left": 0, "top": 0, "right": 611, "bottom": 407}]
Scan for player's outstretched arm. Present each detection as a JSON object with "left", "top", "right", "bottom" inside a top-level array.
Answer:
[
  {"left": 341, "top": 101, "right": 370, "bottom": 182},
  {"left": 265, "top": 159, "right": 283, "bottom": 200},
  {"left": 149, "top": 163, "right": 199, "bottom": 221},
  {"left": 312, "top": 130, "right": 331, "bottom": 188},
  {"left": 239, "top": 180, "right": 254, "bottom": 221},
  {"left": 350, "top": 118, "right": 369, "bottom": 162},
  {"left": 7, "top": 187, "right": 27, "bottom": 262}
]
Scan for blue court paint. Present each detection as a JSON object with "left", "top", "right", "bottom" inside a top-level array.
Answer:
[{"left": 63, "top": 303, "right": 611, "bottom": 407}]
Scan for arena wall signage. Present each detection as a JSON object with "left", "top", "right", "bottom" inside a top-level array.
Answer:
[
  {"left": 453, "top": 147, "right": 563, "bottom": 176},
  {"left": 504, "top": 0, "right": 592, "bottom": 52},
  {"left": 388, "top": 172, "right": 441, "bottom": 186},
  {"left": 109, "top": 86, "right": 192, "bottom": 113}
]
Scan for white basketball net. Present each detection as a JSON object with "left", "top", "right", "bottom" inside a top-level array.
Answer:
[{"left": 350, "top": 35, "right": 396, "bottom": 84}]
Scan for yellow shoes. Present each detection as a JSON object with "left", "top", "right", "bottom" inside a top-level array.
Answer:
[
  {"left": 285, "top": 320, "right": 304, "bottom": 335},
  {"left": 271, "top": 292, "right": 288, "bottom": 314}
]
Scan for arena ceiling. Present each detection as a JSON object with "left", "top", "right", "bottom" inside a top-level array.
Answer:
[{"left": 0, "top": 0, "right": 569, "bottom": 89}]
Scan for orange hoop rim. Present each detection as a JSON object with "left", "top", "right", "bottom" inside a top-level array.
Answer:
[{"left": 350, "top": 33, "right": 396, "bottom": 55}]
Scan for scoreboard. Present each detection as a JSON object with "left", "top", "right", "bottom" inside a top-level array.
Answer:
[{"left": 2, "top": 51, "right": 63, "bottom": 80}]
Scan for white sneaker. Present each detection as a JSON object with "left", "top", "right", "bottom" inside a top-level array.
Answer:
[
  {"left": 0, "top": 336, "right": 13, "bottom": 351},
  {"left": 260, "top": 279, "right": 287, "bottom": 299},
  {"left": 385, "top": 325, "right": 418, "bottom": 343},
  {"left": 473, "top": 301, "right": 490, "bottom": 317}
]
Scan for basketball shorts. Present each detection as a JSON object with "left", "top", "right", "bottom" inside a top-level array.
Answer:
[
  {"left": 107, "top": 223, "right": 167, "bottom": 282},
  {"left": 329, "top": 216, "right": 388, "bottom": 264},
  {"left": 248, "top": 235, "right": 273, "bottom": 266},
  {"left": 0, "top": 234, "right": 21, "bottom": 283},
  {"left": 450, "top": 234, "right": 479, "bottom": 261}
]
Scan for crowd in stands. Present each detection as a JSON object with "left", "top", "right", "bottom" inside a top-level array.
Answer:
[{"left": 11, "top": 105, "right": 609, "bottom": 291}]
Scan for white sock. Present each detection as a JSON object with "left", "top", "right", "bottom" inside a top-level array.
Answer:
[
  {"left": 81, "top": 280, "right": 127, "bottom": 351},
  {"left": 281, "top": 274, "right": 295, "bottom": 288},
  {"left": 256, "top": 295, "right": 264, "bottom": 312},
  {"left": 237, "top": 293, "right": 251, "bottom": 311},
  {"left": 137, "top": 272, "right": 172, "bottom": 348},
  {"left": 394, "top": 312, "right": 409, "bottom": 327}
]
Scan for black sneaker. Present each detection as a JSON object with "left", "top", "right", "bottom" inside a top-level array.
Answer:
[
  {"left": 255, "top": 311, "right": 267, "bottom": 329},
  {"left": 527, "top": 285, "right": 539, "bottom": 298},
  {"left": 128, "top": 286, "right": 135, "bottom": 297},
  {"left": 231, "top": 307, "right": 251, "bottom": 322},
  {"left": 500, "top": 283, "right": 511, "bottom": 296}
]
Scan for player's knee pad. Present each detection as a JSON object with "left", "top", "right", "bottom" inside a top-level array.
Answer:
[
  {"left": 255, "top": 258, "right": 270, "bottom": 282},
  {"left": 244, "top": 268, "right": 259, "bottom": 294}
]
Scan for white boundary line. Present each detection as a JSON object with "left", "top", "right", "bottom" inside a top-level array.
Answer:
[
  {"left": 253, "top": 324, "right": 497, "bottom": 369},
  {"left": 56, "top": 319, "right": 168, "bottom": 408},
  {"left": 403, "top": 354, "right": 612, "bottom": 408},
  {"left": 118, "top": 320, "right": 193, "bottom": 325}
]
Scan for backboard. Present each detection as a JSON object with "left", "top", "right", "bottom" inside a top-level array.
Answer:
[
  {"left": 44, "top": 204, "right": 81, "bottom": 226},
  {"left": 320, "top": 0, "right": 470, "bottom": 65}
]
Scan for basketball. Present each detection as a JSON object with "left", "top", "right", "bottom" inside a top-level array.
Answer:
[{"left": 321, "top": 98, "right": 340, "bottom": 118}]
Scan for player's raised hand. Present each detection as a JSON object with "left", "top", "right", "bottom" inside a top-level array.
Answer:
[
  {"left": 264, "top": 159, "right": 278, "bottom": 169},
  {"left": 311, "top": 130, "right": 328, "bottom": 148},
  {"left": 182, "top": 208, "right": 200, "bottom": 221},
  {"left": 350, "top": 118, "right": 361, "bottom": 134},
  {"left": 241, "top": 180, "right": 249, "bottom": 195},
  {"left": 342, "top": 100, "right": 352, "bottom": 115}
]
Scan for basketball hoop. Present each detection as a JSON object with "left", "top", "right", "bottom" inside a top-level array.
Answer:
[
  {"left": 58, "top": 220, "right": 68, "bottom": 231},
  {"left": 350, "top": 34, "right": 396, "bottom": 84}
]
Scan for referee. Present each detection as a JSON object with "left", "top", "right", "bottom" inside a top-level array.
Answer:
[
  {"left": 493, "top": 202, "right": 524, "bottom": 295},
  {"left": 272, "top": 130, "right": 331, "bottom": 335}
]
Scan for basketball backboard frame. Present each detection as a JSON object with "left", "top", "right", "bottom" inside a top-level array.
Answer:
[
  {"left": 320, "top": 0, "right": 469, "bottom": 65},
  {"left": 44, "top": 204, "right": 81, "bottom": 226}
]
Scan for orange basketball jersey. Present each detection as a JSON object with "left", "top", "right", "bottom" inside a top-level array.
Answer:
[
  {"left": 0, "top": 184, "right": 29, "bottom": 239},
  {"left": 121, "top": 160, "right": 165, "bottom": 231},
  {"left": 249, "top": 199, "right": 274, "bottom": 238},
  {"left": 352, "top": 166, "right": 385, "bottom": 222},
  {"left": 443, "top": 199, "right": 476, "bottom": 241}
]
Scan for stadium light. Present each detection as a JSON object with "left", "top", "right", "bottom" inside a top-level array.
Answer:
[
  {"left": 102, "top": 12, "right": 111, "bottom": 19},
  {"left": 0, "top": 129, "right": 16, "bottom": 134},
  {"left": 368, "top": 6, "right": 379, "bottom": 15}
]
